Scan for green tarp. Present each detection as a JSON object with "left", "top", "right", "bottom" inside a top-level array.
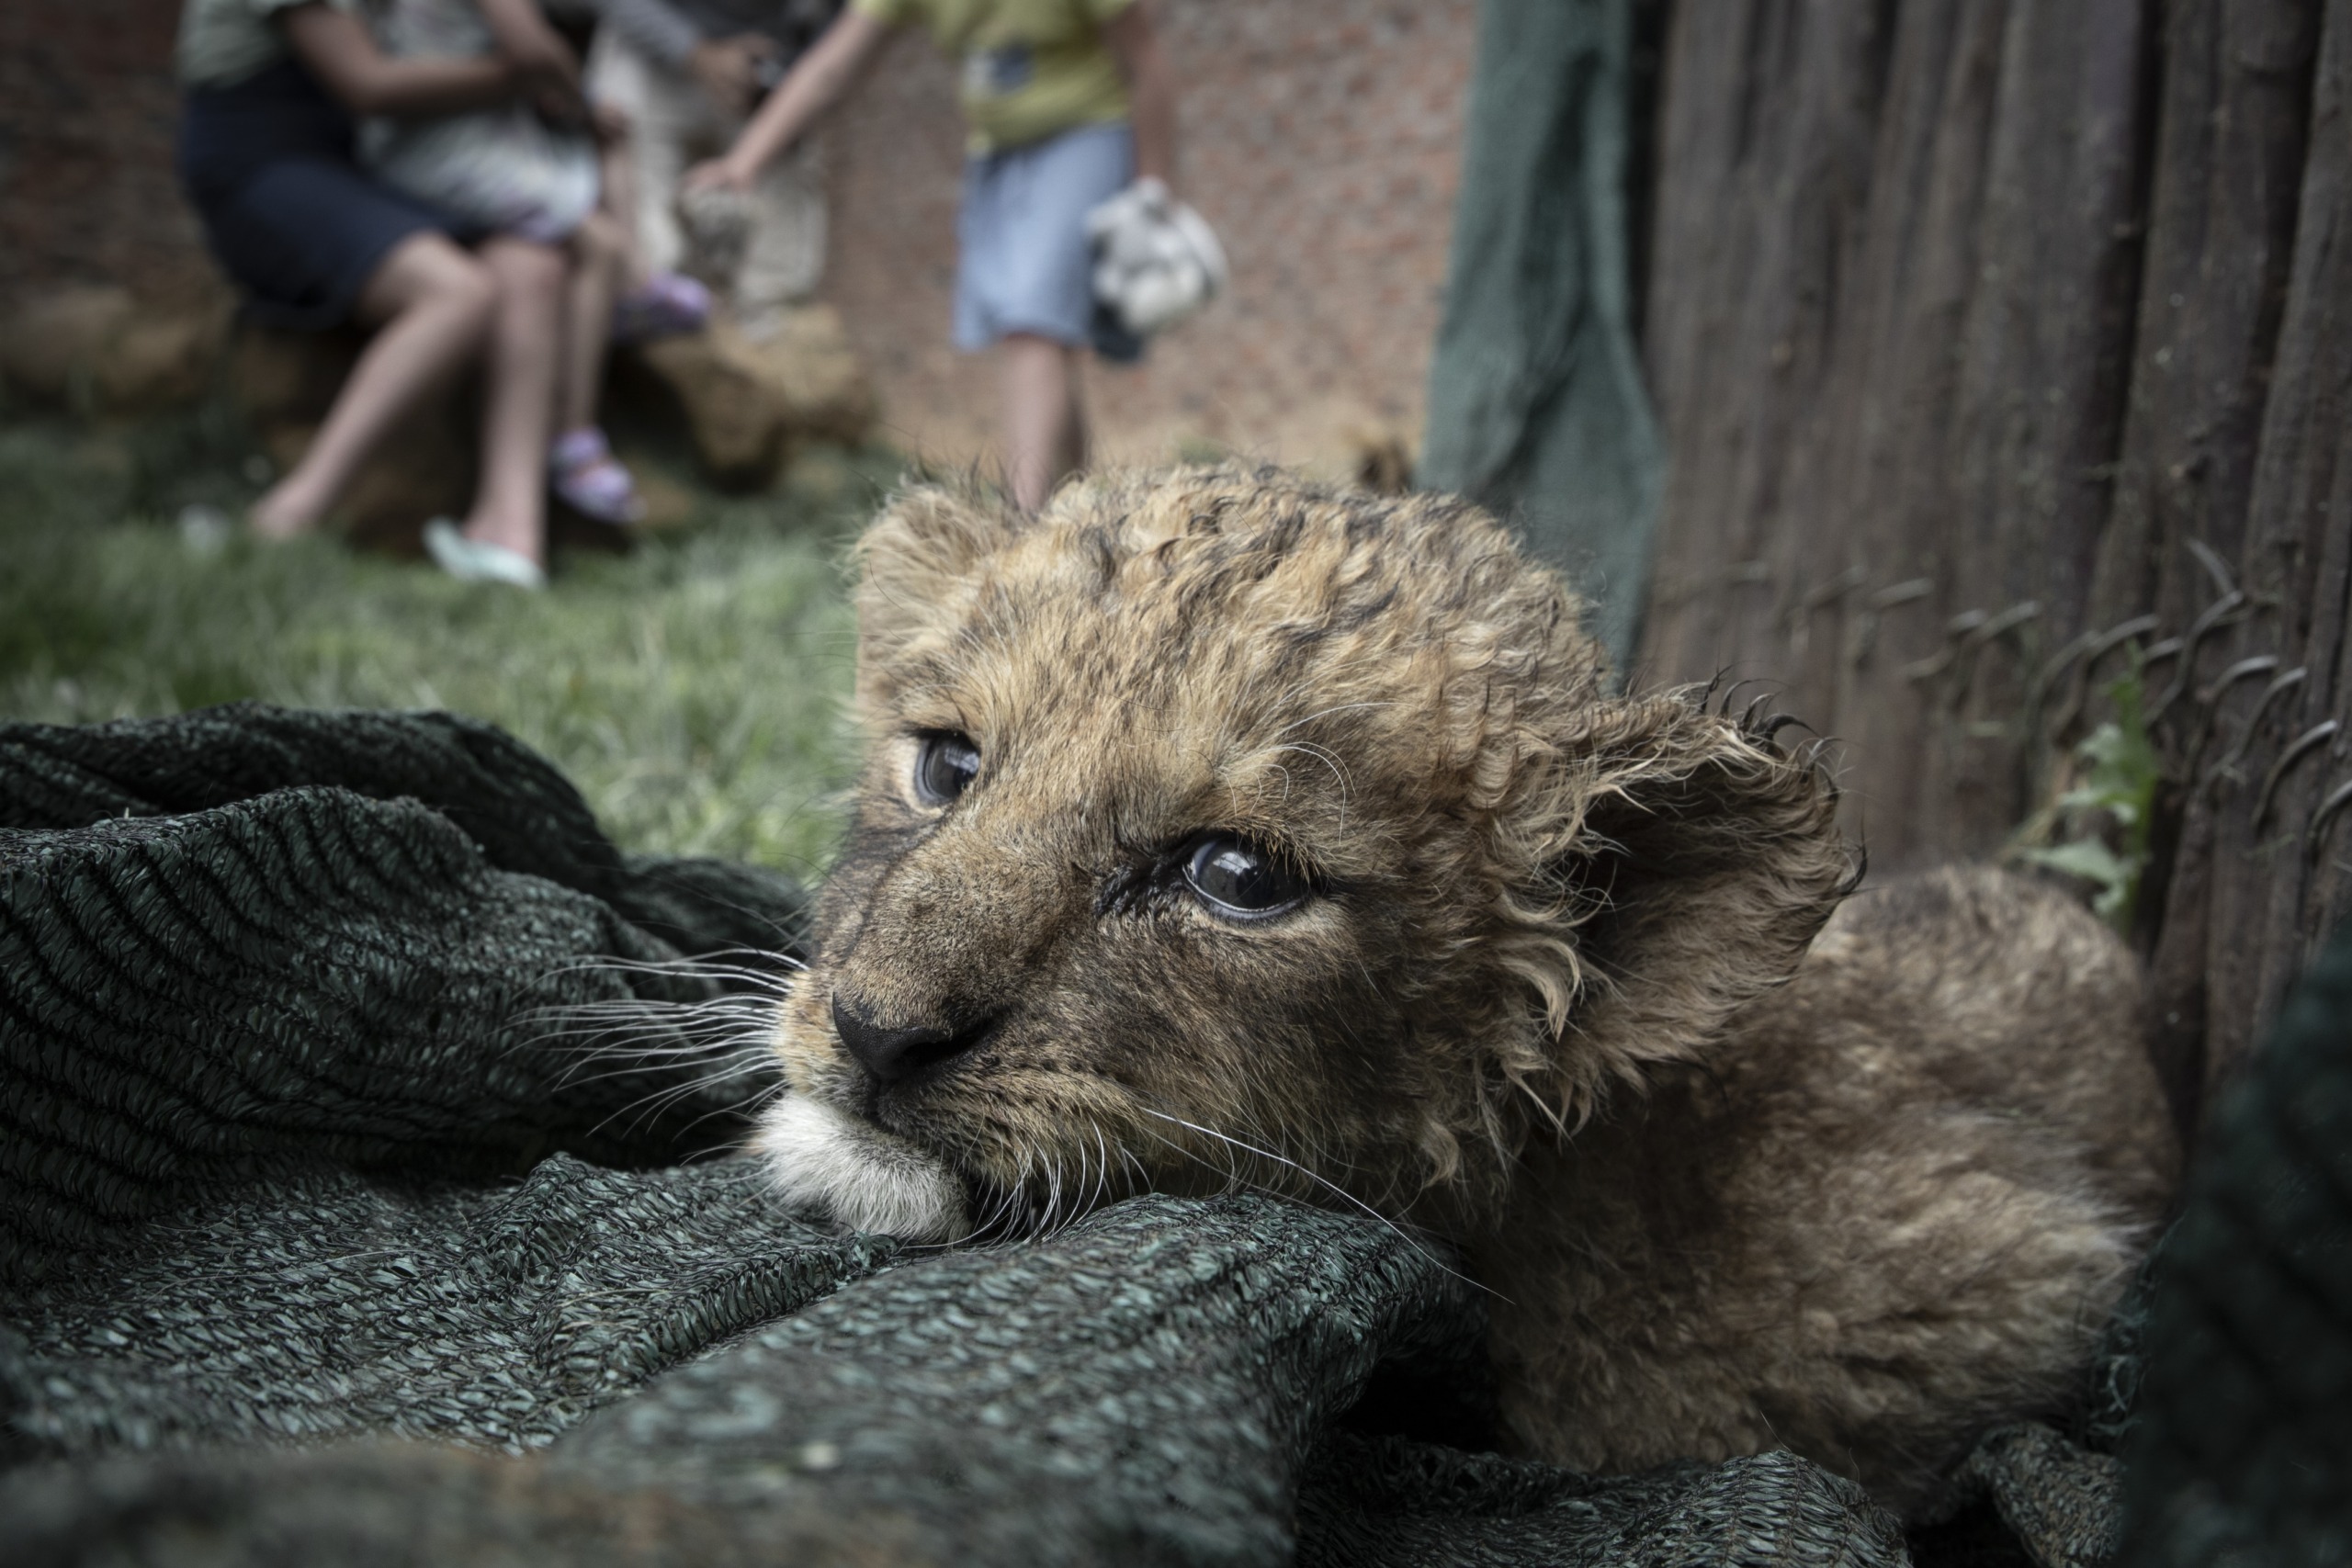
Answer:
[{"left": 1419, "top": 0, "right": 1661, "bottom": 671}]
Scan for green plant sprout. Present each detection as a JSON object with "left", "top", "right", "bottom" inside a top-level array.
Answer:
[{"left": 2018, "top": 661, "right": 2160, "bottom": 931}]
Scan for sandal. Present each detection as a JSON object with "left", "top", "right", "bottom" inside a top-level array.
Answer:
[
  {"left": 612, "top": 272, "right": 712, "bottom": 344},
  {"left": 424, "top": 518, "right": 547, "bottom": 590},
  {"left": 549, "top": 427, "right": 645, "bottom": 525}
]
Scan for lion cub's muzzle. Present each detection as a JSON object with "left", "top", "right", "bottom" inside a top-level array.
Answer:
[
  {"left": 757, "top": 987, "right": 986, "bottom": 1245},
  {"left": 830, "top": 987, "right": 999, "bottom": 1088}
]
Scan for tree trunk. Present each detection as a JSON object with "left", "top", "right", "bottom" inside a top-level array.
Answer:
[{"left": 1635, "top": 0, "right": 2345, "bottom": 1123}]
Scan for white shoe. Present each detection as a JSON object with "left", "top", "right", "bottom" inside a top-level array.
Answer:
[
  {"left": 423, "top": 519, "right": 546, "bottom": 590},
  {"left": 175, "top": 503, "right": 232, "bottom": 556}
]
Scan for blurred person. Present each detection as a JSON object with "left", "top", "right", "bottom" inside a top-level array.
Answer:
[
  {"left": 361, "top": 0, "right": 649, "bottom": 525},
  {"left": 594, "top": 134, "right": 716, "bottom": 344},
  {"left": 175, "top": 0, "right": 575, "bottom": 584},
  {"left": 684, "top": 0, "right": 1177, "bottom": 512},
  {"left": 588, "top": 0, "right": 842, "bottom": 333}
]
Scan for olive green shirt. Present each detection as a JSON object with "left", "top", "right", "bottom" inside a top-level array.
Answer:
[{"left": 851, "top": 0, "right": 1135, "bottom": 152}]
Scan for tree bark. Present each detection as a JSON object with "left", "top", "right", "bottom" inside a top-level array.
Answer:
[{"left": 1635, "top": 0, "right": 2344, "bottom": 1121}]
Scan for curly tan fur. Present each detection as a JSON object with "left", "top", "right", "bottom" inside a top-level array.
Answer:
[{"left": 761, "top": 465, "right": 2178, "bottom": 1517}]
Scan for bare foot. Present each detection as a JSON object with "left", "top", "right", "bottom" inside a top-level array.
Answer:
[{"left": 249, "top": 478, "right": 326, "bottom": 540}]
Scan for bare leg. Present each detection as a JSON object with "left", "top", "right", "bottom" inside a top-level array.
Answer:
[
  {"left": 1000, "top": 333, "right": 1086, "bottom": 513},
  {"left": 250, "top": 234, "right": 494, "bottom": 538},
  {"left": 598, "top": 132, "right": 653, "bottom": 291},
  {"left": 1068, "top": 366, "right": 1091, "bottom": 474},
  {"left": 464, "top": 236, "right": 567, "bottom": 565},
  {"left": 623, "top": 62, "right": 696, "bottom": 281},
  {"left": 559, "top": 211, "right": 628, "bottom": 434}
]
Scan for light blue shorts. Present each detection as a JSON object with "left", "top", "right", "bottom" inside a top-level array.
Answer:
[{"left": 954, "top": 120, "right": 1136, "bottom": 357}]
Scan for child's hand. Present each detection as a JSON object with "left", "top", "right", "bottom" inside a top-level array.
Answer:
[
  {"left": 476, "top": 0, "right": 582, "bottom": 97},
  {"left": 684, "top": 156, "right": 755, "bottom": 196},
  {"left": 525, "top": 81, "right": 592, "bottom": 131},
  {"left": 507, "top": 36, "right": 581, "bottom": 96}
]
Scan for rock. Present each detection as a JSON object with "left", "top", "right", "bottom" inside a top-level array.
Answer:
[
  {"left": 1, "top": 286, "right": 133, "bottom": 404},
  {"left": 98, "top": 307, "right": 231, "bottom": 412},
  {"left": 627, "top": 304, "right": 877, "bottom": 490},
  {"left": 0, "top": 287, "right": 229, "bottom": 413},
  {"left": 732, "top": 303, "right": 876, "bottom": 446},
  {"left": 633, "top": 331, "right": 784, "bottom": 488},
  {"left": 231, "top": 322, "right": 368, "bottom": 427}
]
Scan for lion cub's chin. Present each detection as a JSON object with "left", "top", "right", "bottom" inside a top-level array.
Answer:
[{"left": 755, "top": 1095, "right": 972, "bottom": 1244}]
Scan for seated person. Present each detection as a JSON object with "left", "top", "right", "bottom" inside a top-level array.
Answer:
[
  {"left": 175, "top": 0, "right": 573, "bottom": 584},
  {"left": 359, "top": 0, "right": 649, "bottom": 523}
]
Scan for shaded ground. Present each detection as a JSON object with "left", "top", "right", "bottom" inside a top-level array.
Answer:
[{"left": 0, "top": 411, "right": 894, "bottom": 878}]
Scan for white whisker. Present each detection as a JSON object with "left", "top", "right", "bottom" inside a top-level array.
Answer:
[{"left": 1136, "top": 1109, "right": 1493, "bottom": 1298}]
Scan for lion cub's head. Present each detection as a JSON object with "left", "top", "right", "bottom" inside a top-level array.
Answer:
[{"left": 762, "top": 466, "right": 1849, "bottom": 1242}]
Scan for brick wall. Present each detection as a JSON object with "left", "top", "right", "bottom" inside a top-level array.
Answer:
[
  {"left": 0, "top": 0, "right": 218, "bottom": 310},
  {"left": 0, "top": 0, "right": 1477, "bottom": 473}
]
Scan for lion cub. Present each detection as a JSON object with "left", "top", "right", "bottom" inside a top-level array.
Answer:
[{"left": 760, "top": 465, "right": 2178, "bottom": 1515}]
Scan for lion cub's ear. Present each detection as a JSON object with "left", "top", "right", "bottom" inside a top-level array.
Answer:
[
  {"left": 852, "top": 484, "right": 1025, "bottom": 701},
  {"left": 1502, "top": 694, "right": 1854, "bottom": 1113}
]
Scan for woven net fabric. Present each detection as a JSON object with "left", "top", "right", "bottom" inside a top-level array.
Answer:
[
  {"left": 0, "top": 702, "right": 2204, "bottom": 1565},
  {"left": 2119, "top": 915, "right": 2352, "bottom": 1565}
]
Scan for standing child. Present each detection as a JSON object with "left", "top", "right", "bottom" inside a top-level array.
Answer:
[{"left": 684, "top": 0, "right": 1179, "bottom": 511}]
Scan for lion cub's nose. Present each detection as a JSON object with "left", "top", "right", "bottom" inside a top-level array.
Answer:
[{"left": 830, "top": 989, "right": 988, "bottom": 1085}]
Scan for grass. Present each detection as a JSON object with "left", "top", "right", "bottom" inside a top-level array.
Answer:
[{"left": 0, "top": 412, "right": 896, "bottom": 881}]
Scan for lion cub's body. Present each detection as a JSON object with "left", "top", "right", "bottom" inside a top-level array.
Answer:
[
  {"left": 762, "top": 466, "right": 2177, "bottom": 1517},
  {"left": 1482, "top": 867, "right": 2175, "bottom": 1511}
]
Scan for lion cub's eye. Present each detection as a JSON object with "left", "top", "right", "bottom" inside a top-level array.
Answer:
[
  {"left": 913, "top": 731, "right": 980, "bottom": 807},
  {"left": 1182, "top": 833, "right": 1309, "bottom": 920}
]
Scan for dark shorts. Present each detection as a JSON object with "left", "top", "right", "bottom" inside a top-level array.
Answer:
[{"left": 178, "top": 60, "right": 478, "bottom": 330}]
